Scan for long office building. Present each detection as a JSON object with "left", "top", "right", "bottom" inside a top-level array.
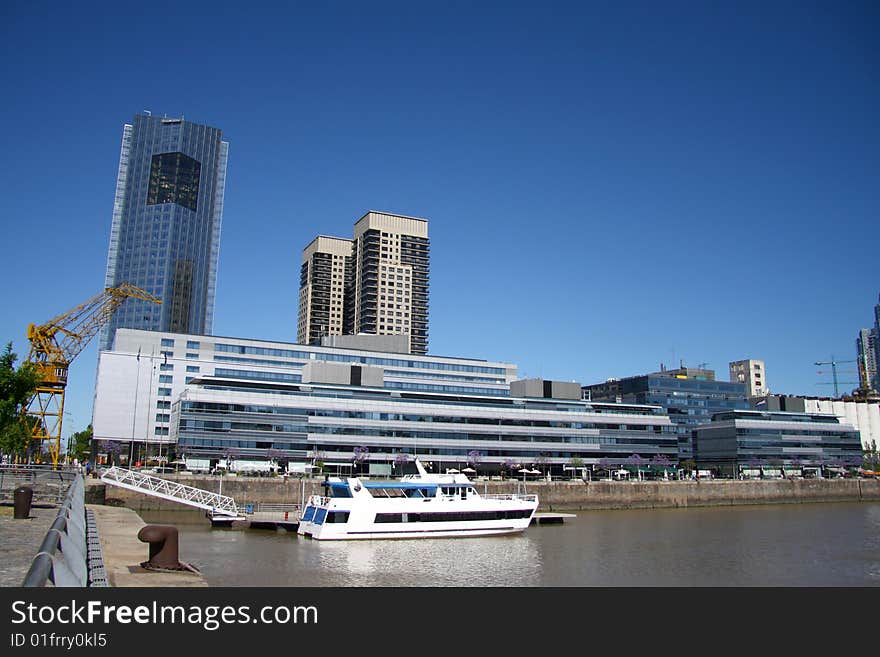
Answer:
[
  {"left": 752, "top": 394, "right": 880, "bottom": 451},
  {"left": 101, "top": 113, "right": 229, "bottom": 350},
  {"left": 583, "top": 367, "right": 749, "bottom": 461},
  {"left": 694, "top": 409, "right": 863, "bottom": 478},
  {"left": 92, "top": 329, "right": 676, "bottom": 473}
]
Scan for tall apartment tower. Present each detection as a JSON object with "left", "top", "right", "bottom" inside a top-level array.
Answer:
[
  {"left": 297, "top": 236, "right": 353, "bottom": 345},
  {"left": 856, "top": 328, "right": 878, "bottom": 393},
  {"left": 351, "top": 211, "right": 430, "bottom": 355},
  {"left": 856, "top": 292, "right": 880, "bottom": 393},
  {"left": 729, "top": 359, "right": 767, "bottom": 397},
  {"left": 100, "top": 113, "right": 229, "bottom": 350}
]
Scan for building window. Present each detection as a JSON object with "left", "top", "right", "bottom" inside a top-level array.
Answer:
[
  {"left": 160, "top": 364, "right": 173, "bottom": 371},
  {"left": 186, "top": 353, "right": 199, "bottom": 359},
  {"left": 159, "top": 375, "right": 173, "bottom": 383},
  {"left": 147, "top": 152, "right": 201, "bottom": 212},
  {"left": 186, "top": 341, "right": 201, "bottom": 350},
  {"left": 161, "top": 338, "right": 175, "bottom": 347},
  {"left": 186, "top": 366, "right": 200, "bottom": 373},
  {"left": 158, "top": 387, "right": 172, "bottom": 397}
]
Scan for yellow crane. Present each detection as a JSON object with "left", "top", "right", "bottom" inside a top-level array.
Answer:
[{"left": 24, "top": 283, "right": 161, "bottom": 465}]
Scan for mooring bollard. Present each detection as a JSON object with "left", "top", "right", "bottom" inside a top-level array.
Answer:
[
  {"left": 137, "top": 524, "right": 182, "bottom": 570},
  {"left": 13, "top": 486, "right": 34, "bottom": 519}
]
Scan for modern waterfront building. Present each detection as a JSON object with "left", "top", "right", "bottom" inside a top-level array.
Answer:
[
  {"left": 350, "top": 211, "right": 430, "bottom": 355},
  {"left": 100, "top": 113, "right": 229, "bottom": 351},
  {"left": 93, "top": 328, "right": 516, "bottom": 454},
  {"left": 583, "top": 367, "right": 750, "bottom": 461},
  {"left": 92, "top": 329, "right": 677, "bottom": 473},
  {"left": 170, "top": 375, "right": 676, "bottom": 476},
  {"left": 297, "top": 236, "right": 353, "bottom": 345},
  {"left": 729, "top": 359, "right": 767, "bottom": 397},
  {"left": 752, "top": 394, "right": 880, "bottom": 451},
  {"left": 693, "top": 409, "right": 863, "bottom": 478}
]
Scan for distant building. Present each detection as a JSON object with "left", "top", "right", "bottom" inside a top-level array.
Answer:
[
  {"left": 729, "top": 359, "right": 767, "bottom": 397},
  {"left": 351, "top": 211, "right": 430, "bottom": 355},
  {"left": 584, "top": 367, "right": 749, "bottom": 461},
  {"left": 92, "top": 329, "right": 676, "bottom": 473},
  {"left": 297, "top": 211, "right": 430, "bottom": 355},
  {"left": 856, "top": 293, "right": 880, "bottom": 393},
  {"left": 751, "top": 394, "right": 880, "bottom": 451},
  {"left": 694, "top": 409, "right": 862, "bottom": 478},
  {"left": 297, "top": 236, "right": 353, "bottom": 345},
  {"left": 101, "top": 113, "right": 229, "bottom": 350},
  {"left": 856, "top": 328, "right": 878, "bottom": 393}
]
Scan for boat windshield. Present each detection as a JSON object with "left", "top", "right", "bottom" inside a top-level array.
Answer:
[{"left": 328, "top": 482, "right": 353, "bottom": 498}]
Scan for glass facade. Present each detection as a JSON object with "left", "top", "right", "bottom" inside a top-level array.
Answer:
[
  {"left": 101, "top": 114, "right": 228, "bottom": 350},
  {"left": 694, "top": 410, "right": 862, "bottom": 477},
  {"left": 584, "top": 374, "right": 749, "bottom": 460},
  {"left": 172, "top": 377, "right": 677, "bottom": 472}
]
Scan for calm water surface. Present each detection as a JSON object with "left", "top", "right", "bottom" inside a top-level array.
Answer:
[{"left": 140, "top": 502, "right": 880, "bottom": 586}]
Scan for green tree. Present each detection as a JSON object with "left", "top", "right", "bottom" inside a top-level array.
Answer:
[
  {"left": 0, "top": 342, "right": 41, "bottom": 460},
  {"left": 68, "top": 424, "right": 93, "bottom": 463}
]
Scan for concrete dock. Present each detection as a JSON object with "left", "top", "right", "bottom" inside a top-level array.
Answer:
[{"left": 88, "top": 504, "right": 207, "bottom": 587}]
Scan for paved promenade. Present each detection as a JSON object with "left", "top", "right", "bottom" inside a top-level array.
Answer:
[
  {"left": 0, "top": 502, "right": 208, "bottom": 588},
  {"left": 89, "top": 505, "right": 208, "bottom": 587},
  {"left": 0, "top": 505, "right": 58, "bottom": 587}
]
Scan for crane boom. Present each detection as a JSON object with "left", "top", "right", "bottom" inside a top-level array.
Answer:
[{"left": 24, "top": 283, "right": 161, "bottom": 465}]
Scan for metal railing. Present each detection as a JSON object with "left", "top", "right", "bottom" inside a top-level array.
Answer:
[
  {"left": 0, "top": 464, "right": 79, "bottom": 505},
  {"left": 100, "top": 466, "right": 240, "bottom": 516},
  {"left": 483, "top": 493, "right": 539, "bottom": 502},
  {"left": 21, "top": 474, "right": 107, "bottom": 587}
]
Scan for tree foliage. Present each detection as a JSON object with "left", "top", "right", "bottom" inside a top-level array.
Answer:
[
  {"left": 0, "top": 342, "right": 41, "bottom": 459},
  {"left": 68, "top": 424, "right": 93, "bottom": 462}
]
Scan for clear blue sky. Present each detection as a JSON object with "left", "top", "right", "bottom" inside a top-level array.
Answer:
[{"left": 1, "top": 1, "right": 877, "bottom": 440}]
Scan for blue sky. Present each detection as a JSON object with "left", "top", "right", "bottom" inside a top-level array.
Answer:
[{"left": 1, "top": 1, "right": 877, "bottom": 439}]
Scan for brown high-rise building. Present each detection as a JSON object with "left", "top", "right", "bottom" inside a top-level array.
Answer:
[{"left": 297, "top": 211, "right": 430, "bottom": 354}]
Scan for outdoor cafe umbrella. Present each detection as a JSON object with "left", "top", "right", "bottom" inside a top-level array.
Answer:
[{"left": 461, "top": 467, "right": 477, "bottom": 473}]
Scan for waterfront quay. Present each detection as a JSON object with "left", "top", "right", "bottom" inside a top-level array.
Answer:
[{"left": 88, "top": 473, "right": 880, "bottom": 513}]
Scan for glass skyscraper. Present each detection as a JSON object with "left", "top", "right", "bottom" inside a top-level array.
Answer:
[{"left": 101, "top": 113, "right": 228, "bottom": 350}]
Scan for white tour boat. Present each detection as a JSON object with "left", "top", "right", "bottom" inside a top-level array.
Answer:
[{"left": 297, "top": 460, "right": 539, "bottom": 540}]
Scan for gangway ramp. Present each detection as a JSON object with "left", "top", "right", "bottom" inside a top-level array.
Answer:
[{"left": 100, "top": 466, "right": 241, "bottom": 517}]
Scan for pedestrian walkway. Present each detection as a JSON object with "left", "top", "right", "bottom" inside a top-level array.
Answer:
[{"left": 0, "top": 505, "right": 58, "bottom": 587}]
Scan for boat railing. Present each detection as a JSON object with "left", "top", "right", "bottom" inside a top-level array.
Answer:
[{"left": 482, "top": 493, "right": 538, "bottom": 502}]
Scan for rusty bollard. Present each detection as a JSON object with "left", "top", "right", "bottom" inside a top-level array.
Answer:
[
  {"left": 13, "top": 486, "right": 34, "bottom": 519},
  {"left": 137, "top": 524, "right": 183, "bottom": 570}
]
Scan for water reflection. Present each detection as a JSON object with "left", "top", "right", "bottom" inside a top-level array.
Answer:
[{"left": 140, "top": 503, "right": 880, "bottom": 587}]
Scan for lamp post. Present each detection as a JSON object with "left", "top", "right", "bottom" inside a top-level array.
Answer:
[{"left": 129, "top": 349, "right": 142, "bottom": 467}]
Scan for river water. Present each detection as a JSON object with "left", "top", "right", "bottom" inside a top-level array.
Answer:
[{"left": 140, "top": 502, "right": 880, "bottom": 586}]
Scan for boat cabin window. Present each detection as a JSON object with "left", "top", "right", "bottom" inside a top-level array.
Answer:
[
  {"left": 404, "top": 488, "right": 435, "bottom": 498},
  {"left": 329, "top": 484, "right": 353, "bottom": 498},
  {"left": 367, "top": 487, "right": 407, "bottom": 498}
]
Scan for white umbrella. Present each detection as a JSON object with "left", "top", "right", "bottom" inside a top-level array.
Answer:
[
  {"left": 446, "top": 468, "right": 460, "bottom": 474},
  {"left": 462, "top": 467, "right": 476, "bottom": 473}
]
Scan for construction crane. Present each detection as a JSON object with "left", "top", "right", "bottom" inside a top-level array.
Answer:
[
  {"left": 814, "top": 356, "right": 858, "bottom": 398},
  {"left": 24, "top": 283, "right": 161, "bottom": 466}
]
